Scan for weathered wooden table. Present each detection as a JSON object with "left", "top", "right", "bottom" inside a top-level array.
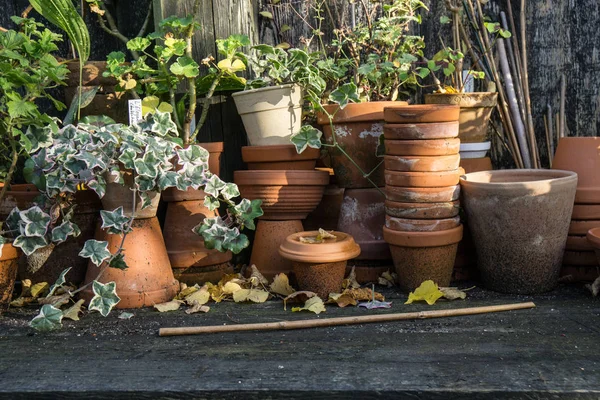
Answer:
[{"left": 0, "top": 284, "right": 598, "bottom": 399}]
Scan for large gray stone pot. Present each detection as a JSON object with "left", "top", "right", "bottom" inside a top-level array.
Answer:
[{"left": 460, "top": 169, "right": 577, "bottom": 294}]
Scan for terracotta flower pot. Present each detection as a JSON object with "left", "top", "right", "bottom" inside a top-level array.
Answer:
[
  {"left": 560, "top": 265, "right": 600, "bottom": 282},
  {"left": 384, "top": 169, "right": 460, "bottom": 188},
  {"left": 385, "top": 200, "right": 460, "bottom": 219},
  {"left": 585, "top": 227, "right": 600, "bottom": 268},
  {"left": 569, "top": 220, "right": 600, "bottom": 235},
  {"left": 552, "top": 137, "right": 600, "bottom": 204},
  {"left": 460, "top": 157, "right": 493, "bottom": 174},
  {"left": 242, "top": 144, "right": 320, "bottom": 170},
  {"left": 103, "top": 170, "right": 160, "bottom": 218},
  {"left": 383, "top": 225, "right": 463, "bottom": 292},
  {"left": 385, "top": 138, "right": 460, "bottom": 156},
  {"left": 234, "top": 170, "right": 329, "bottom": 220},
  {"left": 385, "top": 215, "right": 460, "bottom": 232},
  {"left": 250, "top": 220, "right": 304, "bottom": 280},
  {"left": 81, "top": 217, "right": 179, "bottom": 308},
  {"left": 384, "top": 154, "right": 460, "bottom": 172},
  {"left": 318, "top": 101, "right": 406, "bottom": 188},
  {"left": 424, "top": 92, "right": 498, "bottom": 143},
  {"left": 562, "top": 250, "right": 597, "bottom": 266},
  {"left": 279, "top": 231, "right": 361, "bottom": 298},
  {"left": 383, "top": 104, "right": 460, "bottom": 123},
  {"left": 460, "top": 169, "right": 577, "bottom": 294},
  {"left": 572, "top": 204, "right": 600, "bottom": 220},
  {"left": 385, "top": 185, "right": 460, "bottom": 203},
  {"left": 0, "top": 183, "right": 40, "bottom": 217},
  {"left": 0, "top": 243, "right": 19, "bottom": 314},
  {"left": 232, "top": 84, "right": 303, "bottom": 146},
  {"left": 383, "top": 121, "right": 459, "bottom": 140},
  {"left": 566, "top": 235, "right": 594, "bottom": 251}
]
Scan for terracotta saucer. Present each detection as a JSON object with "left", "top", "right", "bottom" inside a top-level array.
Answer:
[
  {"left": 569, "top": 220, "right": 600, "bottom": 235},
  {"left": 385, "top": 185, "right": 460, "bottom": 203},
  {"left": 385, "top": 215, "right": 461, "bottom": 232},
  {"left": 562, "top": 250, "right": 598, "bottom": 266},
  {"left": 385, "top": 138, "right": 460, "bottom": 156},
  {"left": 242, "top": 144, "right": 320, "bottom": 170},
  {"left": 383, "top": 104, "right": 460, "bottom": 123},
  {"left": 384, "top": 169, "right": 460, "bottom": 188},
  {"left": 279, "top": 231, "right": 361, "bottom": 264},
  {"left": 383, "top": 121, "right": 459, "bottom": 140},
  {"left": 384, "top": 154, "right": 460, "bottom": 172},
  {"left": 385, "top": 200, "right": 460, "bottom": 219},
  {"left": 383, "top": 224, "right": 463, "bottom": 248},
  {"left": 566, "top": 235, "right": 594, "bottom": 251},
  {"left": 572, "top": 204, "right": 600, "bottom": 220}
]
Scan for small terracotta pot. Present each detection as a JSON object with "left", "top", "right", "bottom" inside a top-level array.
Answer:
[
  {"left": 250, "top": 220, "right": 304, "bottom": 280},
  {"left": 337, "top": 188, "right": 390, "bottom": 260},
  {"left": 0, "top": 243, "right": 19, "bottom": 314},
  {"left": 574, "top": 188, "right": 600, "bottom": 204},
  {"left": 173, "top": 262, "right": 234, "bottom": 286},
  {"left": 586, "top": 227, "right": 600, "bottom": 266},
  {"left": 385, "top": 215, "right": 460, "bottom": 232},
  {"left": 553, "top": 137, "right": 600, "bottom": 189},
  {"left": 385, "top": 185, "right": 460, "bottom": 203},
  {"left": 318, "top": 101, "right": 405, "bottom": 188},
  {"left": 569, "top": 220, "right": 600, "bottom": 235},
  {"left": 385, "top": 200, "right": 460, "bottom": 219},
  {"left": 560, "top": 265, "right": 600, "bottom": 282},
  {"left": 572, "top": 204, "right": 600, "bottom": 220},
  {"left": 384, "top": 169, "right": 460, "bottom": 188},
  {"left": 385, "top": 138, "right": 460, "bottom": 156},
  {"left": 201, "top": 142, "right": 224, "bottom": 176},
  {"left": 103, "top": 170, "right": 160, "bottom": 218},
  {"left": 424, "top": 92, "right": 498, "bottom": 143},
  {"left": 383, "top": 104, "right": 460, "bottom": 124},
  {"left": 383, "top": 122, "right": 459, "bottom": 140},
  {"left": 234, "top": 170, "right": 329, "bottom": 220},
  {"left": 566, "top": 235, "right": 594, "bottom": 251},
  {"left": 0, "top": 183, "right": 40, "bottom": 217},
  {"left": 460, "top": 169, "right": 577, "bottom": 294},
  {"left": 562, "top": 250, "right": 597, "bottom": 266},
  {"left": 279, "top": 231, "right": 361, "bottom": 298},
  {"left": 460, "top": 157, "right": 493, "bottom": 174},
  {"left": 384, "top": 154, "right": 460, "bottom": 172},
  {"left": 81, "top": 217, "right": 179, "bottom": 308},
  {"left": 383, "top": 225, "right": 463, "bottom": 292},
  {"left": 242, "top": 145, "right": 320, "bottom": 170}
]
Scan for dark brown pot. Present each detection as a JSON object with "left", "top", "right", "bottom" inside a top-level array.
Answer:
[
  {"left": 0, "top": 183, "right": 40, "bottom": 217},
  {"left": 383, "top": 104, "right": 459, "bottom": 124},
  {"left": 383, "top": 121, "right": 459, "bottom": 140},
  {"left": 103, "top": 170, "right": 160, "bottom": 218},
  {"left": 250, "top": 220, "right": 304, "bottom": 280},
  {"left": 384, "top": 169, "right": 460, "bottom": 188},
  {"left": 569, "top": 220, "right": 600, "bottom": 235},
  {"left": 0, "top": 243, "right": 19, "bottom": 314},
  {"left": 385, "top": 185, "right": 460, "bottom": 203},
  {"left": 242, "top": 145, "right": 320, "bottom": 170},
  {"left": 559, "top": 265, "right": 600, "bottom": 282},
  {"left": 318, "top": 101, "right": 406, "bottom": 188},
  {"left": 385, "top": 200, "right": 460, "bottom": 219},
  {"left": 385, "top": 138, "right": 460, "bottom": 156},
  {"left": 279, "top": 231, "right": 361, "bottom": 298},
  {"left": 566, "top": 235, "right": 594, "bottom": 251},
  {"left": 384, "top": 154, "right": 460, "bottom": 172},
  {"left": 303, "top": 184, "right": 345, "bottom": 231},
  {"left": 383, "top": 225, "right": 463, "bottom": 292},
  {"left": 81, "top": 217, "right": 179, "bottom": 308},
  {"left": 562, "top": 250, "right": 597, "bottom": 266}
]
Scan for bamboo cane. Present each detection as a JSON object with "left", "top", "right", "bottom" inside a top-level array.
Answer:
[
  {"left": 547, "top": 104, "right": 554, "bottom": 161},
  {"left": 159, "top": 302, "right": 537, "bottom": 337},
  {"left": 560, "top": 74, "right": 566, "bottom": 137},
  {"left": 544, "top": 114, "right": 551, "bottom": 168},
  {"left": 500, "top": 12, "right": 526, "bottom": 126},
  {"left": 520, "top": 0, "right": 539, "bottom": 167}
]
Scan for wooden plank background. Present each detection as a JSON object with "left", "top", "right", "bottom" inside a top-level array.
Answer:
[{"left": 1, "top": 0, "right": 599, "bottom": 171}]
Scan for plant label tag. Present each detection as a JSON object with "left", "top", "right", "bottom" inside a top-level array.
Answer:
[
  {"left": 462, "top": 70, "right": 475, "bottom": 93},
  {"left": 128, "top": 99, "right": 143, "bottom": 126}
]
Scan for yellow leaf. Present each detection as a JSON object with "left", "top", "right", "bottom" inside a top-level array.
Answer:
[
  {"left": 63, "top": 299, "right": 85, "bottom": 321},
  {"left": 346, "top": 287, "right": 385, "bottom": 301},
  {"left": 207, "top": 282, "right": 227, "bottom": 303},
  {"left": 260, "top": 11, "right": 274, "bottom": 19},
  {"left": 233, "top": 289, "right": 269, "bottom": 303},
  {"left": 231, "top": 59, "right": 246, "bottom": 72},
  {"left": 223, "top": 281, "right": 243, "bottom": 294},
  {"left": 269, "top": 273, "right": 295, "bottom": 296},
  {"left": 154, "top": 300, "right": 183, "bottom": 312},
  {"left": 217, "top": 58, "right": 246, "bottom": 73},
  {"left": 405, "top": 280, "right": 444, "bottom": 305},
  {"left": 141, "top": 96, "right": 160, "bottom": 116},
  {"left": 31, "top": 282, "right": 49, "bottom": 298},
  {"left": 292, "top": 297, "right": 326, "bottom": 314},
  {"left": 124, "top": 78, "right": 137, "bottom": 90},
  {"left": 440, "top": 287, "right": 467, "bottom": 300},
  {"left": 175, "top": 285, "right": 199, "bottom": 300},
  {"left": 283, "top": 291, "right": 317, "bottom": 310},
  {"left": 10, "top": 297, "right": 35, "bottom": 307},
  {"left": 185, "top": 286, "right": 210, "bottom": 306},
  {"left": 89, "top": 4, "right": 105, "bottom": 15},
  {"left": 327, "top": 292, "right": 357, "bottom": 308},
  {"left": 275, "top": 42, "right": 290, "bottom": 49},
  {"left": 157, "top": 102, "right": 173, "bottom": 113}
]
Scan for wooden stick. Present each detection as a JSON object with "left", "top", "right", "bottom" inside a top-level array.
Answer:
[
  {"left": 159, "top": 302, "right": 537, "bottom": 337},
  {"left": 520, "top": 0, "right": 539, "bottom": 168},
  {"left": 547, "top": 104, "right": 554, "bottom": 161},
  {"left": 560, "top": 74, "right": 566, "bottom": 138},
  {"left": 544, "top": 114, "right": 551, "bottom": 168}
]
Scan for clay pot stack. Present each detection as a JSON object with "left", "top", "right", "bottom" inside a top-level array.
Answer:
[
  {"left": 553, "top": 137, "right": 600, "bottom": 281},
  {"left": 235, "top": 145, "right": 328, "bottom": 280},
  {"left": 381, "top": 104, "right": 464, "bottom": 292}
]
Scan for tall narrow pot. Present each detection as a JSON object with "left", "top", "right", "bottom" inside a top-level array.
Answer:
[{"left": 460, "top": 169, "right": 577, "bottom": 294}]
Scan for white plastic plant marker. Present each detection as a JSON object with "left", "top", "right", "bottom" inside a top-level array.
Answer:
[{"left": 128, "top": 99, "right": 143, "bottom": 126}]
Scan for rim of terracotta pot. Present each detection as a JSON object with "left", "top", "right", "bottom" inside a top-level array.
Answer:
[
  {"left": 586, "top": 227, "right": 600, "bottom": 248},
  {"left": 566, "top": 235, "right": 594, "bottom": 251},
  {"left": 385, "top": 215, "right": 461, "bottom": 232},
  {"left": 569, "top": 220, "right": 600, "bottom": 235},
  {"left": 460, "top": 169, "right": 578, "bottom": 193},
  {"left": 232, "top": 83, "right": 299, "bottom": 98},
  {"left": 385, "top": 138, "right": 461, "bottom": 156},
  {"left": 383, "top": 104, "right": 459, "bottom": 124},
  {"left": 0, "top": 242, "right": 19, "bottom": 261},
  {"left": 575, "top": 188, "right": 600, "bottom": 204},
  {"left": 234, "top": 170, "right": 330, "bottom": 186},
  {"left": 383, "top": 121, "right": 459, "bottom": 140},
  {"left": 384, "top": 169, "right": 460, "bottom": 187},
  {"left": 279, "top": 231, "right": 361, "bottom": 263},
  {"left": 241, "top": 145, "right": 320, "bottom": 163},
  {"left": 572, "top": 204, "right": 600, "bottom": 219},
  {"left": 424, "top": 92, "right": 498, "bottom": 108},
  {"left": 317, "top": 101, "right": 406, "bottom": 125},
  {"left": 198, "top": 141, "right": 224, "bottom": 153},
  {"left": 383, "top": 224, "right": 463, "bottom": 248}
]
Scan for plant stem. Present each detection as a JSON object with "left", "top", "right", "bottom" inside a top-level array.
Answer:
[
  {"left": 182, "top": 0, "right": 201, "bottom": 146},
  {"left": 190, "top": 75, "right": 220, "bottom": 142},
  {"left": 0, "top": 129, "right": 19, "bottom": 207}
]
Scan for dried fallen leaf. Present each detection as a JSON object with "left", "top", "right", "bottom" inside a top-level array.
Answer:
[
  {"left": 270, "top": 273, "right": 295, "bottom": 296},
  {"left": 186, "top": 304, "right": 210, "bottom": 314},
  {"left": 62, "top": 299, "right": 85, "bottom": 321},
  {"left": 249, "top": 265, "right": 268, "bottom": 286},
  {"left": 38, "top": 293, "right": 70, "bottom": 308},
  {"left": 185, "top": 286, "right": 210, "bottom": 306},
  {"left": 283, "top": 291, "right": 317, "bottom": 310},
  {"left": 20, "top": 279, "right": 32, "bottom": 297},
  {"left": 233, "top": 289, "right": 269, "bottom": 303},
  {"left": 292, "top": 297, "right": 326, "bottom": 314},
  {"left": 586, "top": 276, "right": 600, "bottom": 296},
  {"left": 31, "top": 282, "right": 50, "bottom": 298},
  {"left": 175, "top": 285, "right": 199, "bottom": 300},
  {"left": 154, "top": 300, "right": 183, "bottom": 312},
  {"left": 378, "top": 270, "right": 397, "bottom": 287},
  {"left": 405, "top": 280, "right": 444, "bottom": 305},
  {"left": 206, "top": 282, "right": 227, "bottom": 303},
  {"left": 346, "top": 287, "right": 385, "bottom": 301},
  {"left": 358, "top": 300, "right": 392, "bottom": 309},
  {"left": 342, "top": 266, "right": 361, "bottom": 290},
  {"left": 118, "top": 312, "right": 134, "bottom": 320},
  {"left": 328, "top": 292, "right": 357, "bottom": 308},
  {"left": 223, "top": 281, "right": 243, "bottom": 295},
  {"left": 440, "top": 287, "right": 467, "bottom": 300},
  {"left": 10, "top": 297, "right": 35, "bottom": 307}
]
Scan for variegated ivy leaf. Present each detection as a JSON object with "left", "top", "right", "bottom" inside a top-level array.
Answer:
[
  {"left": 48, "top": 267, "right": 72, "bottom": 297},
  {"left": 64, "top": 156, "right": 88, "bottom": 175},
  {"left": 139, "top": 192, "right": 155, "bottom": 209},
  {"left": 93, "top": 129, "right": 118, "bottom": 144},
  {"left": 204, "top": 174, "right": 226, "bottom": 198},
  {"left": 157, "top": 171, "right": 180, "bottom": 191},
  {"left": 182, "top": 165, "right": 207, "bottom": 189},
  {"left": 204, "top": 195, "right": 220, "bottom": 211},
  {"left": 135, "top": 175, "right": 156, "bottom": 192},
  {"left": 146, "top": 136, "right": 174, "bottom": 157},
  {"left": 291, "top": 125, "right": 322, "bottom": 154},
  {"left": 79, "top": 240, "right": 112, "bottom": 266},
  {"left": 13, "top": 235, "right": 48, "bottom": 256},
  {"left": 25, "top": 125, "right": 54, "bottom": 153},
  {"left": 223, "top": 227, "right": 249, "bottom": 254},
  {"left": 5, "top": 207, "right": 21, "bottom": 231},
  {"left": 233, "top": 198, "right": 263, "bottom": 230},
  {"left": 87, "top": 175, "right": 107, "bottom": 198},
  {"left": 88, "top": 281, "right": 120, "bottom": 317},
  {"left": 329, "top": 82, "right": 360, "bottom": 109},
  {"left": 108, "top": 166, "right": 124, "bottom": 185},
  {"left": 74, "top": 152, "right": 107, "bottom": 170},
  {"left": 20, "top": 206, "right": 51, "bottom": 237},
  {"left": 220, "top": 183, "right": 240, "bottom": 200},
  {"left": 30, "top": 304, "right": 63, "bottom": 332},
  {"left": 108, "top": 253, "right": 128, "bottom": 270},
  {"left": 134, "top": 151, "right": 159, "bottom": 179},
  {"left": 51, "top": 221, "right": 81, "bottom": 244},
  {"left": 118, "top": 148, "right": 137, "bottom": 170},
  {"left": 197, "top": 218, "right": 229, "bottom": 252},
  {"left": 176, "top": 175, "right": 193, "bottom": 191},
  {"left": 176, "top": 145, "right": 209, "bottom": 167},
  {"left": 58, "top": 125, "right": 78, "bottom": 142},
  {"left": 144, "top": 110, "right": 178, "bottom": 137},
  {"left": 100, "top": 207, "right": 132, "bottom": 235}
]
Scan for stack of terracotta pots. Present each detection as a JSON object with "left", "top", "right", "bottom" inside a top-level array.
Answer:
[
  {"left": 381, "top": 104, "right": 464, "bottom": 292},
  {"left": 553, "top": 137, "right": 600, "bottom": 281},
  {"left": 234, "top": 145, "right": 329, "bottom": 280}
]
